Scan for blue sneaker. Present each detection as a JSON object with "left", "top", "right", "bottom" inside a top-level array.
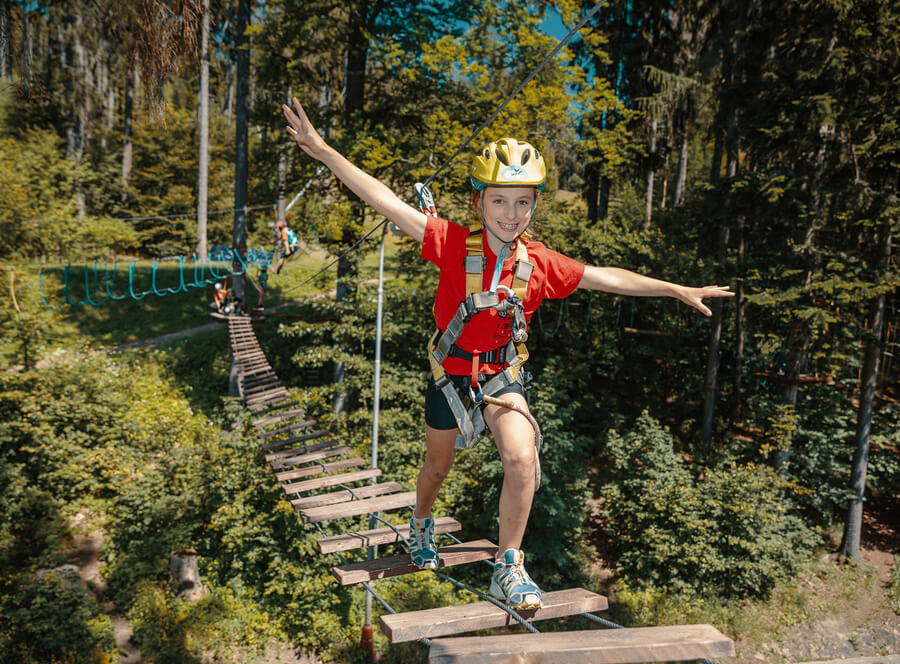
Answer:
[
  {"left": 489, "top": 548, "right": 543, "bottom": 610},
  {"left": 408, "top": 515, "right": 440, "bottom": 569}
]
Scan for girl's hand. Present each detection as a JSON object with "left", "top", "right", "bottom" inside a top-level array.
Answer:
[
  {"left": 282, "top": 98, "right": 328, "bottom": 159},
  {"left": 678, "top": 285, "right": 734, "bottom": 317}
]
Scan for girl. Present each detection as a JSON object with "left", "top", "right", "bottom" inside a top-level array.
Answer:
[{"left": 282, "top": 99, "right": 733, "bottom": 611}]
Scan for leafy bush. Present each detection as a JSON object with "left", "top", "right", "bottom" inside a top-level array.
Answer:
[
  {"left": 600, "top": 412, "right": 820, "bottom": 598},
  {"left": 889, "top": 555, "right": 900, "bottom": 615},
  {"left": 0, "top": 569, "right": 117, "bottom": 664}
]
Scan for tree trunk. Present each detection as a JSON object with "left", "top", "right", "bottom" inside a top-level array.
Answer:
[
  {"left": 660, "top": 150, "right": 669, "bottom": 209},
  {"left": 224, "top": 52, "right": 234, "bottom": 125},
  {"left": 840, "top": 226, "right": 891, "bottom": 561},
  {"left": 232, "top": 0, "right": 250, "bottom": 309},
  {"left": 196, "top": 0, "right": 210, "bottom": 263},
  {"left": 585, "top": 162, "right": 599, "bottom": 223},
  {"left": 731, "top": 216, "right": 746, "bottom": 423},
  {"left": 645, "top": 117, "right": 657, "bottom": 227},
  {"left": 709, "top": 129, "right": 723, "bottom": 182},
  {"left": 0, "top": 0, "right": 9, "bottom": 80},
  {"left": 170, "top": 550, "right": 207, "bottom": 601},
  {"left": 701, "top": 225, "right": 730, "bottom": 451},
  {"left": 23, "top": 12, "right": 33, "bottom": 91},
  {"left": 122, "top": 66, "right": 134, "bottom": 202},
  {"left": 598, "top": 175, "right": 610, "bottom": 220},
  {"left": 673, "top": 124, "right": 689, "bottom": 206},
  {"left": 344, "top": 0, "right": 368, "bottom": 128}
]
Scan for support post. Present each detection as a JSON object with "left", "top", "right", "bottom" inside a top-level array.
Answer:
[{"left": 361, "top": 223, "right": 388, "bottom": 662}]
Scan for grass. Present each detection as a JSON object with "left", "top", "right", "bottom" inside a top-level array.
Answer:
[{"left": 1, "top": 235, "right": 403, "bottom": 366}]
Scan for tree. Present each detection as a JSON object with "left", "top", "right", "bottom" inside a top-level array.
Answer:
[
  {"left": 231, "top": 0, "right": 250, "bottom": 307},
  {"left": 196, "top": 0, "right": 210, "bottom": 263},
  {"left": 840, "top": 226, "right": 892, "bottom": 561}
]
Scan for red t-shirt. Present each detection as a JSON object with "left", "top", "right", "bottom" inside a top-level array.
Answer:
[{"left": 421, "top": 216, "right": 585, "bottom": 375}]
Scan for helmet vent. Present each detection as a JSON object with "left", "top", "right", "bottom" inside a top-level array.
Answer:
[
  {"left": 494, "top": 149, "right": 509, "bottom": 166},
  {"left": 483, "top": 149, "right": 490, "bottom": 159},
  {"left": 521, "top": 148, "right": 530, "bottom": 165}
]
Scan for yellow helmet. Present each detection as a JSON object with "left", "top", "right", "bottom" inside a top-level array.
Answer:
[{"left": 470, "top": 138, "right": 546, "bottom": 190}]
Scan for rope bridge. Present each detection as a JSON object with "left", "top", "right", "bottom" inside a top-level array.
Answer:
[{"left": 225, "top": 315, "right": 734, "bottom": 663}]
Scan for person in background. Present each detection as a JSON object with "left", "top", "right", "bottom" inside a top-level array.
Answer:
[{"left": 273, "top": 221, "right": 299, "bottom": 274}]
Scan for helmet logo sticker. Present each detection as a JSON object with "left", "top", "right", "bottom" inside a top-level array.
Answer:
[{"left": 502, "top": 165, "right": 527, "bottom": 179}]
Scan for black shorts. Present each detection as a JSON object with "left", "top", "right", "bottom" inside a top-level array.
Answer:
[{"left": 424, "top": 373, "right": 527, "bottom": 430}]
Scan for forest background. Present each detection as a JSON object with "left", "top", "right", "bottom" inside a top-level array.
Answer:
[{"left": 0, "top": 0, "right": 898, "bottom": 663}]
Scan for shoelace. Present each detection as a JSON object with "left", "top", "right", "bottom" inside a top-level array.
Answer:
[{"left": 498, "top": 563, "right": 535, "bottom": 593}]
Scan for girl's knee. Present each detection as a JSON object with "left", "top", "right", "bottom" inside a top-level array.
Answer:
[
  {"left": 423, "top": 454, "right": 454, "bottom": 481},
  {"left": 501, "top": 448, "right": 535, "bottom": 479}
]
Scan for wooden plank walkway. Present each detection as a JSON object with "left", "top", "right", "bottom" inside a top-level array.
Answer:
[{"left": 226, "top": 317, "right": 735, "bottom": 663}]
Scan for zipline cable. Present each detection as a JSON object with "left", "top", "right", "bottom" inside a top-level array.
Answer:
[{"left": 273, "top": 1, "right": 606, "bottom": 301}]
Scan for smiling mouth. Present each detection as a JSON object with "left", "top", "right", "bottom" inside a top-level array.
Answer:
[{"left": 498, "top": 221, "right": 518, "bottom": 232}]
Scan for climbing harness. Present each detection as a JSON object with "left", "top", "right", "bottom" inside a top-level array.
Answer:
[{"left": 420, "top": 181, "right": 543, "bottom": 490}]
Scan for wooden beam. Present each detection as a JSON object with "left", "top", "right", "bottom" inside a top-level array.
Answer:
[
  {"left": 282, "top": 468, "right": 382, "bottom": 495},
  {"left": 247, "top": 400, "right": 300, "bottom": 414},
  {"left": 382, "top": 588, "right": 609, "bottom": 643},
  {"left": 299, "top": 490, "right": 416, "bottom": 524},
  {"left": 427, "top": 624, "right": 735, "bottom": 664},
  {"left": 252, "top": 408, "right": 308, "bottom": 428},
  {"left": 263, "top": 436, "right": 338, "bottom": 460},
  {"left": 293, "top": 482, "right": 404, "bottom": 511},
  {"left": 262, "top": 430, "right": 330, "bottom": 454},
  {"left": 332, "top": 539, "right": 497, "bottom": 585},
  {"left": 276, "top": 457, "right": 364, "bottom": 483},
  {"left": 317, "top": 516, "right": 461, "bottom": 554},
  {"left": 259, "top": 420, "right": 317, "bottom": 440},
  {"left": 273, "top": 446, "right": 351, "bottom": 479}
]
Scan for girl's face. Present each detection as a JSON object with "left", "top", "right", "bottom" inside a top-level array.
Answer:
[{"left": 479, "top": 186, "right": 538, "bottom": 245}]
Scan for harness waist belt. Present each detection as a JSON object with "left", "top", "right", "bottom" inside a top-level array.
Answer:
[{"left": 433, "top": 331, "right": 508, "bottom": 365}]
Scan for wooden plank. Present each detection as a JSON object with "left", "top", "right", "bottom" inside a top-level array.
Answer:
[
  {"left": 262, "top": 429, "right": 329, "bottom": 454},
  {"left": 243, "top": 378, "right": 280, "bottom": 388},
  {"left": 246, "top": 386, "right": 287, "bottom": 396},
  {"left": 317, "top": 516, "right": 462, "bottom": 554},
  {"left": 294, "top": 482, "right": 404, "bottom": 511},
  {"left": 263, "top": 436, "right": 337, "bottom": 460},
  {"left": 259, "top": 420, "right": 317, "bottom": 440},
  {"left": 299, "top": 490, "right": 416, "bottom": 524},
  {"left": 427, "top": 624, "right": 735, "bottom": 664},
  {"left": 332, "top": 539, "right": 497, "bottom": 586},
  {"left": 252, "top": 408, "right": 307, "bottom": 428},
  {"left": 271, "top": 444, "right": 351, "bottom": 469},
  {"left": 382, "top": 588, "right": 609, "bottom": 643},
  {"left": 246, "top": 390, "right": 290, "bottom": 405},
  {"left": 282, "top": 468, "right": 381, "bottom": 495},
  {"left": 272, "top": 446, "right": 351, "bottom": 479},
  {"left": 248, "top": 400, "right": 300, "bottom": 414},
  {"left": 275, "top": 457, "right": 364, "bottom": 482}
]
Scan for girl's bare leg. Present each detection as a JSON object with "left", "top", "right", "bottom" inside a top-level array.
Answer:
[
  {"left": 483, "top": 392, "right": 536, "bottom": 557},
  {"left": 414, "top": 425, "right": 457, "bottom": 518}
]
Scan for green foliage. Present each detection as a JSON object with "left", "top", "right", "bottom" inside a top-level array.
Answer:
[
  {"left": 889, "top": 555, "right": 900, "bottom": 615},
  {"left": 127, "top": 583, "right": 284, "bottom": 664},
  {"left": 600, "top": 412, "right": 820, "bottom": 598},
  {"left": 0, "top": 569, "right": 117, "bottom": 664}
]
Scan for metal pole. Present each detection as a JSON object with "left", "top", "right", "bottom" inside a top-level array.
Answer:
[{"left": 362, "top": 223, "right": 388, "bottom": 660}]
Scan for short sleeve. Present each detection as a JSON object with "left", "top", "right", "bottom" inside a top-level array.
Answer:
[
  {"left": 537, "top": 246, "right": 585, "bottom": 300},
  {"left": 421, "top": 215, "right": 467, "bottom": 267}
]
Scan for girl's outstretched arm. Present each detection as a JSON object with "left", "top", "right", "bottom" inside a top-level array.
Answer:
[
  {"left": 282, "top": 98, "right": 427, "bottom": 243},
  {"left": 577, "top": 266, "right": 733, "bottom": 317}
]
